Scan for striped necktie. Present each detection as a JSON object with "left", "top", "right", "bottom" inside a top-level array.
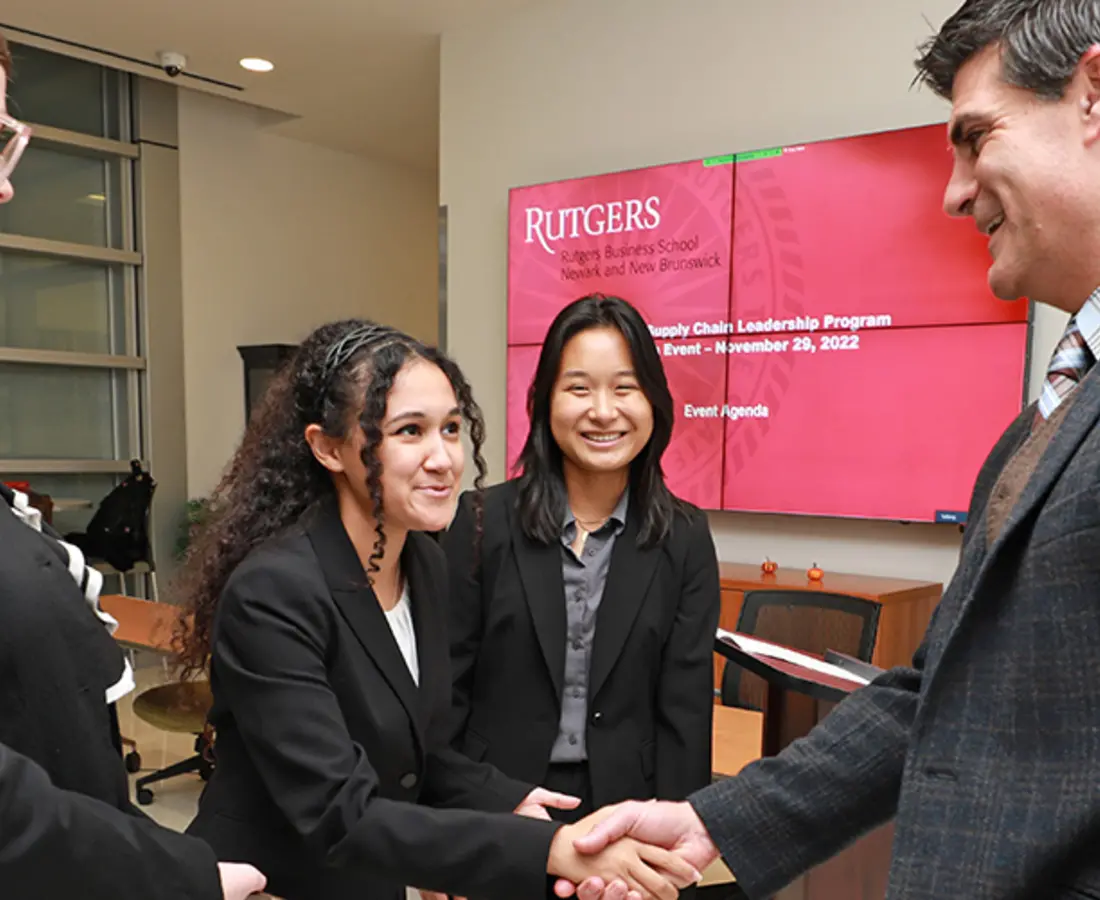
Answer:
[{"left": 1037, "top": 318, "right": 1094, "bottom": 420}]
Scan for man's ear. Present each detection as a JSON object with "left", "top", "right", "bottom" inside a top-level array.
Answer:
[
  {"left": 304, "top": 423, "right": 345, "bottom": 474},
  {"left": 1078, "top": 45, "right": 1100, "bottom": 146}
]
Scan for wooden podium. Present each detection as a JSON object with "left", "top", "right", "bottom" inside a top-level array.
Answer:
[
  {"left": 714, "top": 562, "right": 942, "bottom": 696},
  {"left": 715, "top": 632, "right": 893, "bottom": 900},
  {"left": 715, "top": 632, "right": 862, "bottom": 756}
]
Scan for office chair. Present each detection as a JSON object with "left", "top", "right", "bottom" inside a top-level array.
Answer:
[
  {"left": 131, "top": 680, "right": 215, "bottom": 805},
  {"left": 720, "top": 589, "right": 880, "bottom": 710}
]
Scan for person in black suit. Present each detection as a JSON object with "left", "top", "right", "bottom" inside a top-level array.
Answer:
[
  {"left": 174, "top": 319, "right": 699, "bottom": 900},
  {"left": 441, "top": 296, "right": 721, "bottom": 848},
  {"left": 0, "top": 41, "right": 264, "bottom": 900},
  {"left": 0, "top": 740, "right": 266, "bottom": 900}
]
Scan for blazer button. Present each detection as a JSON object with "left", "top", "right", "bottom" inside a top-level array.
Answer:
[
  {"left": 400, "top": 772, "right": 418, "bottom": 789},
  {"left": 592, "top": 711, "right": 602, "bottom": 724}
]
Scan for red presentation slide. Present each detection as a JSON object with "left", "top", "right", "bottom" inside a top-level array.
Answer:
[
  {"left": 728, "top": 125, "right": 1028, "bottom": 333},
  {"left": 711, "top": 323, "right": 1027, "bottom": 521},
  {"left": 505, "top": 123, "right": 1031, "bottom": 523},
  {"left": 507, "top": 159, "right": 733, "bottom": 345}
]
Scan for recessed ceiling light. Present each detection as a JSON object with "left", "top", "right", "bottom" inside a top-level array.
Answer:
[{"left": 239, "top": 58, "right": 274, "bottom": 73}]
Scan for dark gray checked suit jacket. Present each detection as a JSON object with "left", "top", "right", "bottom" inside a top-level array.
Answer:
[{"left": 693, "top": 365, "right": 1100, "bottom": 900}]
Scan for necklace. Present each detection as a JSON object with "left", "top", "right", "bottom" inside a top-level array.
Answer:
[
  {"left": 574, "top": 514, "right": 611, "bottom": 532},
  {"left": 572, "top": 512, "right": 612, "bottom": 556}
]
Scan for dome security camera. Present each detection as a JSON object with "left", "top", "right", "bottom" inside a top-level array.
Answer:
[{"left": 157, "top": 51, "right": 187, "bottom": 78}]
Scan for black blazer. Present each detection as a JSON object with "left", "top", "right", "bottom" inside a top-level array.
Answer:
[
  {"left": 0, "top": 496, "right": 131, "bottom": 813},
  {"left": 442, "top": 480, "right": 721, "bottom": 810},
  {"left": 186, "top": 499, "right": 559, "bottom": 900},
  {"left": 1, "top": 740, "right": 220, "bottom": 900}
]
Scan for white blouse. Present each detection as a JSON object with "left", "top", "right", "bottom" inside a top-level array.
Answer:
[{"left": 383, "top": 582, "right": 419, "bottom": 686}]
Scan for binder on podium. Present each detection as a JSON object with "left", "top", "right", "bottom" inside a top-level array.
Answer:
[{"left": 713, "top": 630, "right": 875, "bottom": 755}]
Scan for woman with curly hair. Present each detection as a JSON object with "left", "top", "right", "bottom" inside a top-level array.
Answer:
[{"left": 173, "top": 319, "right": 696, "bottom": 900}]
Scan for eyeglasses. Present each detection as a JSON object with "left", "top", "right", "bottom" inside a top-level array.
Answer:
[{"left": 0, "top": 112, "right": 32, "bottom": 183}]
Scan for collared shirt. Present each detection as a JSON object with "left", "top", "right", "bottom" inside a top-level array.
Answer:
[
  {"left": 550, "top": 487, "right": 629, "bottom": 763},
  {"left": 1041, "top": 287, "right": 1100, "bottom": 418},
  {"left": 987, "top": 289, "right": 1100, "bottom": 541},
  {"left": 1075, "top": 287, "right": 1100, "bottom": 362}
]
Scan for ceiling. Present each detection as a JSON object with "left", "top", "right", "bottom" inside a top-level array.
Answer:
[{"left": 0, "top": 0, "right": 543, "bottom": 171}]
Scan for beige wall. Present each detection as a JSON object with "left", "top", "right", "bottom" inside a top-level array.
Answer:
[
  {"left": 178, "top": 90, "right": 439, "bottom": 497},
  {"left": 440, "top": 0, "right": 1067, "bottom": 587}
]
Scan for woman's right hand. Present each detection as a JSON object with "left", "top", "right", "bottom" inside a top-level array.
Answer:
[{"left": 546, "top": 821, "right": 699, "bottom": 900}]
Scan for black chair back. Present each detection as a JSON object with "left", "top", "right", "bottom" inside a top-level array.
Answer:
[{"left": 719, "top": 589, "right": 881, "bottom": 710}]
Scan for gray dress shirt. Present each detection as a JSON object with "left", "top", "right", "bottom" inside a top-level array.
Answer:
[{"left": 549, "top": 488, "right": 629, "bottom": 763}]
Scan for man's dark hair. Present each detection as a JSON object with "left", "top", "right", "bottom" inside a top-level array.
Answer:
[{"left": 915, "top": 0, "right": 1100, "bottom": 100}]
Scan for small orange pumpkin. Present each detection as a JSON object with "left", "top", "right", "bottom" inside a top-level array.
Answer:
[
  {"left": 807, "top": 562, "right": 824, "bottom": 581},
  {"left": 761, "top": 558, "right": 778, "bottom": 575}
]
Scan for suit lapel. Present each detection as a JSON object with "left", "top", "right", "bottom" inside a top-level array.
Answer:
[
  {"left": 305, "top": 501, "right": 422, "bottom": 751},
  {"left": 402, "top": 535, "right": 444, "bottom": 732},
  {"left": 589, "top": 511, "right": 660, "bottom": 700},
  {"left": 514, "top": 529, "right": 567, "bottom": 700},
  {"left": 949, "top": 369, "right": 1100, "bottom": 635}
]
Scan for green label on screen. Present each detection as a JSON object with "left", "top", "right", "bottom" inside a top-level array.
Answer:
[
  {"left": 703, "top": 147, "right": 785, "bottom": 166},
  {"left": 735, "top": 147, "right": 783, "bottom": 162}
]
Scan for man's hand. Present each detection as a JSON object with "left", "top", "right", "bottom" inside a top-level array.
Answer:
[
  {"left": 553, "top": 800, "right": 718, "bottom": 900},
  {"left": 515, "top": 786, "right": 581, "bottom": 820},
  {"left": 546, "top": 813, "right": 702, "bottom": 900},
  {"left": 217, "top": 862, "right": 266, "bottom": 900}
]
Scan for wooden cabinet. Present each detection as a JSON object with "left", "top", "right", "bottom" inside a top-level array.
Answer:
[{"left": 714, "top": 562, "right": 943, "bottom": 694}]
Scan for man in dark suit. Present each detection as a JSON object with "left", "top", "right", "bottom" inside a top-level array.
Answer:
[
  {"left": 0, "top": 484, "right": 139, "bottom": 804},
  {"left": 560, "top": 2, "right": 1100, "bottom": 899},
  {"left": 0, "top": 43, "right": 265, "bottom": 899},
  {"left": 0, "top": 490, "right": 268, "bottom": 899},
  {"left": 0, "top": 740, "right": 265, "bottom": 899}
]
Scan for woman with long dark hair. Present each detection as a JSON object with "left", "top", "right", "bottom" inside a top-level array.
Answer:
[
  {"left": 173, "top": 318, "right": 695, "bottom": 900},
  {"left": 443, "top": 295, "right": 721, "bottom": 868}
]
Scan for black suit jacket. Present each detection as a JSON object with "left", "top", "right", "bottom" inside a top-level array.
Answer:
[
  {"left": 692, "top": 366, "right": 1100, "bottom": 900},
  {"left": 0, "top": 498, "right": 131, "bottom": 811},
  {"left": 0, "top": 740, "right": 219, "bottom": 900},
  {"left": 442, "top": 480, "right": 721, "bottom": 810},
  {"left": 187, "top": 499, "right": 559, "bottom": 900}
]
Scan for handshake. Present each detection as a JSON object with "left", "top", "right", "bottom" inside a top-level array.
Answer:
[
  {"left": 417, "top": 792, "right": 721, "bottom": 900},
  {"left": 542, "top": 793, "right": 721, "bottom": 900}
]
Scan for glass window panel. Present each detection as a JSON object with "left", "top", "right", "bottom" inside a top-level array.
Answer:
[
  {"left": 0, "top": 144, "right": 124, "bottom": 248},
  {"left": 5, "top": 43, "right": 122, "bottom": 140},
  {"left": 0, "top": 252, "right": 125, "bottom": 353},
  {"left": 0, "top": 363, "right": 130, "bottom": 459}
]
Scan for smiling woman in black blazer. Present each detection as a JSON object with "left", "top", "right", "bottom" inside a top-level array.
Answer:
[
  {"left": 442, "top": 296, "right": 722, "bottom": 855},
  {"left": 172, "top": 320, "right": 695, "bottom": 900}
]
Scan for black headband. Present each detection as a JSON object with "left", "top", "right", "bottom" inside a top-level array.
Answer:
[{"left": 318, "top": 322, "right": 398, "bottom": 400}]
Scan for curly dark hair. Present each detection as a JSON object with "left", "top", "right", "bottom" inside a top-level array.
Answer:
[{"left": 172, "top": 319, "right": 487, "bottom": 680}]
